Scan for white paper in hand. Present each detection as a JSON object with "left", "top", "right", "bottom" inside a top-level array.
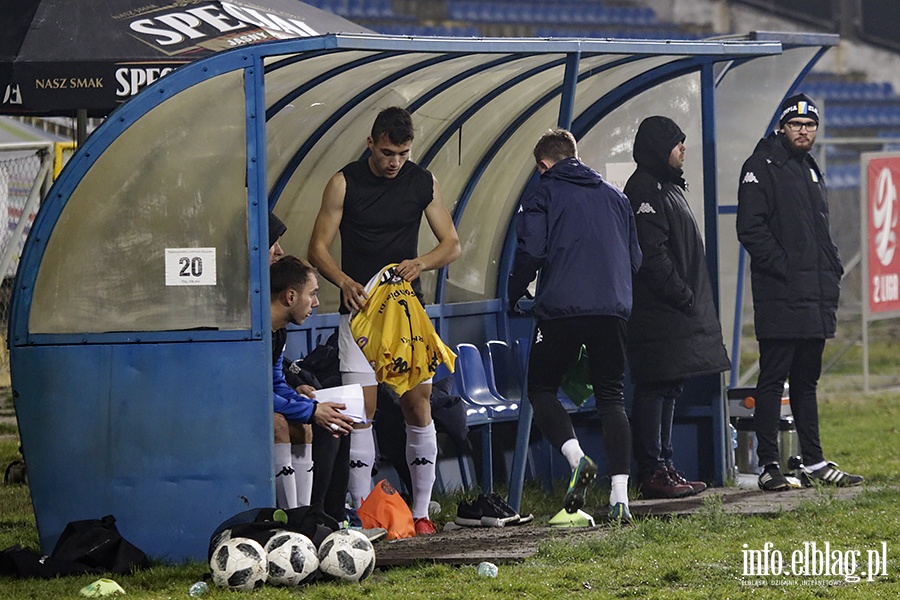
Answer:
[{"left": 314, "top": 383, "right": 367, "bottom": 423}]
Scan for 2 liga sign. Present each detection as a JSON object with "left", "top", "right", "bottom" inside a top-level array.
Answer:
[{"left": 865, "top": 156, "right": 900, "bottom": 314}]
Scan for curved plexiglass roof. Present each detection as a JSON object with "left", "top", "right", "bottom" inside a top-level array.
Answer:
[{"left": 14, "top": 34, "right": 798, "bottom": 339}]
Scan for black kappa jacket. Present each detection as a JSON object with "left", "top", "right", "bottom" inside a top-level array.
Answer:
[
  {"left": 736, "top": 131, "right": 843, "bottom": 340},
  {"left": 624, "top": 116, "right": 730, "bottom": 383}
]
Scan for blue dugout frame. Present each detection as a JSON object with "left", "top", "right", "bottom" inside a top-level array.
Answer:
[{"left": 10, "top": 33, "right": 840, "bottom": 561}]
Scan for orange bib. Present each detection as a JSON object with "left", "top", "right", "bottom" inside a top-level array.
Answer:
[{"left": 357, "top": 479, "right": 415, "bottom": 540}]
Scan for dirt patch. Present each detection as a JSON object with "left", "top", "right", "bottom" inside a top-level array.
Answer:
[
  {"left": 375, "top": 521, "right": 609, "bottom": 567},
  {"left": 374, "top": 485, "right": 870, "bottom": 567}
]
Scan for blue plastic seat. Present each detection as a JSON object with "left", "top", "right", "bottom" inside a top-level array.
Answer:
[
  {"left": 482, "top": 340, "right": 523, "bottom": 405},
  {"left": 507, "top": 337, "right": 534, "bottom": 512},
  {"left": 455, "top": 343, "right": 514, "bottom": 493}
]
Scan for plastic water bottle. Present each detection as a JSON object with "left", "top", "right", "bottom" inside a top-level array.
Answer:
[
  {"left": 477, "top": 561, "right": 498, "bottom": 577},
  {"left": 188, "top": 581, "right": 209, "bottom": 597},
  {"left": 729, "top": 423, "right": 740, "bottom": 478}
]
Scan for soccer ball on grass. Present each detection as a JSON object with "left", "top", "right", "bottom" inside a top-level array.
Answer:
[
  {"left": 210, "top": 537, "right": 268, "bottom": 591},
  {"left": 317, "top": 529, "right": 376, "bottom": 582},
  {"left": 264, "top": 530, "right": 319, "bottom": 586}
]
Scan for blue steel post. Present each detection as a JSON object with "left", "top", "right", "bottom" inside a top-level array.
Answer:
[
  {"left": 557, "top": 50, "right": 580, "bottom": 129},
  {"left": 701, "top": 63, "right": 728, "bottom": 486},
  {"left": 730, "top": 245, "right": 746, "bottom": 389},
  {"left": 247, "top": 57, "right": 276, "bottom": 504}
]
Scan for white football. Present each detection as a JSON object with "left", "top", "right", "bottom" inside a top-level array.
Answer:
[
  {"left": 264, "top": 531, "right": 319, "bottom": 586},
  {"left": 210, "top": 537, "right": 268, "bottom": 592},
  {"left": 317, "top": 529, "right": 376, "bottom": 582}
]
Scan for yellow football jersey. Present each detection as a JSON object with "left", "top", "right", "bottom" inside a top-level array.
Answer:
[{"left": 350, "top": 264, "right": 456, "bottom": 395}]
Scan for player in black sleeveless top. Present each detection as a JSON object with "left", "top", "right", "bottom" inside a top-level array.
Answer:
[
  {"left": 337, "top": 157, "right": 433, "bottom": 312},
  {"left": 309, "top": 107, "right": 460, "bottom": 535}
]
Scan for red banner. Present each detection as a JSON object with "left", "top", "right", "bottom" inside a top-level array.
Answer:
[{"left": 867, "top": 157, "right": 900, "bottom": 313}]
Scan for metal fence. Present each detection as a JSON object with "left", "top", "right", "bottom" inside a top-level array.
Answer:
[{"left": 0, "top": 142, "right": 60, "bottom": 387}]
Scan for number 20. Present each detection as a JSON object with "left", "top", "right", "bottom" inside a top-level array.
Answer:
[{"left": 178, "top": 256, "right": 203, "bottom": 277}]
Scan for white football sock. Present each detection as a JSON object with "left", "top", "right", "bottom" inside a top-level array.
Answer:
[
  {"left": 560, "top": 438, "right": 585, "bottom": 471},
  {"left": 406, "top": 422, "right": 438, "bottom": 519},
  {"left": 292, "top": 443, "right": 314, "bottom": 507},
  {"left": 348, "top": 427, "right": 375, "bottom": 508},
  {"left": 806, "top": 460, "right": 828, "bottom": 471},
  {"left": 274, "top": 442, "right": 297, "bottom": 509},
  {"left": 610, "top": 474, "right": 629, "bottom": 507}
]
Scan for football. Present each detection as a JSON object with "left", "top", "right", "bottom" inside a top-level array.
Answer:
[
  {"left": 210, "top": 537, "right": 268, "bottom": 592},
  {"left": 317, "top": 529, "right": 376, "bottom": 582},
  {"left": 264, "top": 530, "right": 319, "bottom": 586}
]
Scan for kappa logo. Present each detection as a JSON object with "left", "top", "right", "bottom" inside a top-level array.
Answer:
[
  {"left": 275, "top": 466, "right": 295, "bottom": 477},
  {"left": 349, "top": 460, "right": 371, "bottom": 469},
  {"left": 742, "top": 171, "right": 759, "bottom": 184},
  {"left": 410, "top": 457, "right": 434, "bottom": 466},
  {"left": 535, "top": 328, "right": 543, "bottom": 344},
  {"left": 2, "top": 84, "right": 22, "bottom": 105},
  {"left": 636, "top": 202, "right": 656, "bottom": 215}
]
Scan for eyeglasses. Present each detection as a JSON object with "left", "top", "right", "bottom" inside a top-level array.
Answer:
[{"left": 784, "top": 120, "right": 818, "bottom": 132}]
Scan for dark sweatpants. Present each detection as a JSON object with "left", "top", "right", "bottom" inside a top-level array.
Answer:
[
  {"left": 527, "top": 315, "right": 631, "bottom": 476},
  {"left": 754, "top": 338, "right": 825, "bottom": 467}
]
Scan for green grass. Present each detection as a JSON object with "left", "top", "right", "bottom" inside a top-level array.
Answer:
[{"left": 1, "top": 372, "right": 898, "bottom": 598}]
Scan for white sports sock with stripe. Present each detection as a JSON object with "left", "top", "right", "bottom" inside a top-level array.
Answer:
[
  {"left": 406, "top": 422, "right": 437, "bottom": 519},
  {"left": 348, "top": 427, "right": 375, "bottom": 508},
  {"left": 292, "top": 443, "right": 314, "bottom": 507},
  {"left": 274, "top": 442, "right": 297, "bottom": 509}
]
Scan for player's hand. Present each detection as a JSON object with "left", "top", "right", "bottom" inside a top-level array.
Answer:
[
  {"left": 394, "top": 258, "right": 424, "bottom": 282},
  {"left": 295, "top": 384, "right": 316, "bottom": 398},
  {"left": 312, "top": 402, "right": 354, "bottom": 437},
  {"left": 340, "top": 279, "right": 368, "bottom": 312},
  {"left": 509, "top": 290, "right": 534, "bottom": 316}
]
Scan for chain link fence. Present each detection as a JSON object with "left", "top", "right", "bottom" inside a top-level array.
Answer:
[{"left": 0, "top": 142, "right": 61, "bottom": 387}]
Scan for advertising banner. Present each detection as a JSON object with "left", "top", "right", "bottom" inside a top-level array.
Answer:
[
  {"left": 865, "top": 155, "right": 900, "bottom": 315},
  {"left": 1, "top": 0, "right": 370, "bottom": 117}
]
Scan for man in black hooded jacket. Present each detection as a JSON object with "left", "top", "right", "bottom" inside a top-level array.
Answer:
[
  {"left": 624, "top": 116, "right": 730, "bottom": 499},
  {"left": 737, "top": 94, "right": 863, "bottom": 491}
]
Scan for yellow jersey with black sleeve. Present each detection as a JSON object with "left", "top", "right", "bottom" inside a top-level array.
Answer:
[{"left": 350, "top": 264, "right": 456, "bottom": 396}]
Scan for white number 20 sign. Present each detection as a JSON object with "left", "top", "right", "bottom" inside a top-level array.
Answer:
[{"left": 165, "top": 248, "right": 217, "bottom": 286}]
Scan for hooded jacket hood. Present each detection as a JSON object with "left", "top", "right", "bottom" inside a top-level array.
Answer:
[
  {"left": 542, "top": 156, "right": 604, "bottom": 187},
  {"left": 632, "top": 116, "right": 686, "bottom": 185}
]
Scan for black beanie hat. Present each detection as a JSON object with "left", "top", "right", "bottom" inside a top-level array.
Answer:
[
  {"left": 268, "top": 212, "right": 287, "bottom": 249},
  {"left": 778, "top": 93, "right": 819, "bottom": 127}
]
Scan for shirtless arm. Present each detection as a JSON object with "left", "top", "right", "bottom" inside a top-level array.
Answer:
[
  {"left": 307, "top": 172, "right": 368, "bottom": 312},
  {"left": 393, "top": 175, "right": 461, "bottom": 282}
]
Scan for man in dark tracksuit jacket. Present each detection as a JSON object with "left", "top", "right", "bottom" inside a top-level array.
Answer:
[
  {"left": 737, "top": 94, "right": 862, "bottom": 491},
  {"left": 624, "top": 116, "right": 730, "bottom": 499},
  {"left": 509, "top": 128, "right": 642, "bottom": 522}
]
